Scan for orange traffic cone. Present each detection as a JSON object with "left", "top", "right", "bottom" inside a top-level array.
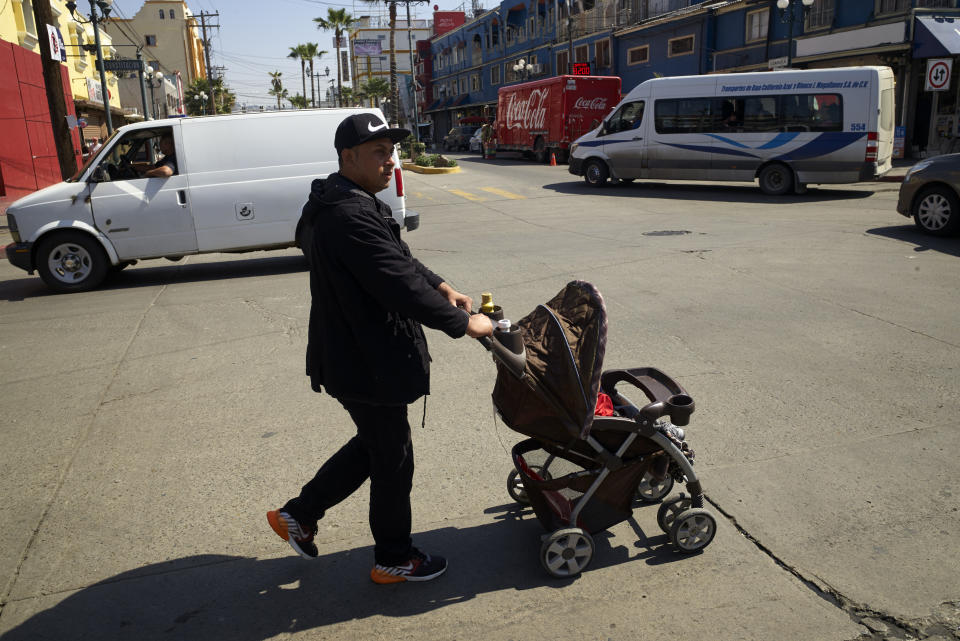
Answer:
[{"left": 549, "top": 152, "right": 557, "bottom": 166}]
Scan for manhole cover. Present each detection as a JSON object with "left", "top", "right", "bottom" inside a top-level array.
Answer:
[{"left": 643, "top": 230, "right": 691, "bottom": 236}]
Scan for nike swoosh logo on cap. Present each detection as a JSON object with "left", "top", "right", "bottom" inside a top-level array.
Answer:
[{"left": 368, "top": 121, "right": 388, "bottom": 133}]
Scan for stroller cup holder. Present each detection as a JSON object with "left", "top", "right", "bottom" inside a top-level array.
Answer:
[{"left": 601, "top": 367, "right": 695, "bottom": 426}]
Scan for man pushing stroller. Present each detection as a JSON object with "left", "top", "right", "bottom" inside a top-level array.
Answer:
[{"left": 266, "top": 113, "right": 493, "bottom": 583}]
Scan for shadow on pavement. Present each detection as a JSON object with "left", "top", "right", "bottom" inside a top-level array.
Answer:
[
  {"left": 0, "top": 254, "right": 308, "bottom": 302},
  {"left": 2, "top": 506, "right": 684, "bottom": 641},
  {"left": 866, "top": 224, "right": 960, "bottom": 257},
  {"left": 541, "top": 180, "right": 877, "bottom": 204}
]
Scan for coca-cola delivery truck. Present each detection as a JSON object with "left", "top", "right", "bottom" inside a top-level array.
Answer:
[{"left": 496, "top": 75, "right": 621, "bottom": 163}]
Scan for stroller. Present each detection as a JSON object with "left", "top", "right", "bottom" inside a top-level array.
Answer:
[{"left": 479, "top": 280, "right": 717, "bottom": 578}]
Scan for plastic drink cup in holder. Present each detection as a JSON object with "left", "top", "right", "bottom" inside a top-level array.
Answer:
[{"left": 497, "top": 319, "right": 512, "bottom": 332}]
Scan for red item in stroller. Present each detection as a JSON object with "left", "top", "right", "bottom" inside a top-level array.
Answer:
[{"left": 478, "top": 280, "right": 717, "bottom": 578}]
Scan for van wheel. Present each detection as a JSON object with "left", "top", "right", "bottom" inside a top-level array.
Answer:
[
  {"left": 914, "top": 186, "right": 960, "bottom": 236},
  {"left": 758, "top": 164, "right": 793, "bottom": 196},
  {"left": 36, "top": 231, "right": 108, "bottom": 293},
  {"left": 534, "top": 137, "right": 547, "bottom": 163},
  {"left": 584, "top": 159, "right": 609, "bottom": 187}
]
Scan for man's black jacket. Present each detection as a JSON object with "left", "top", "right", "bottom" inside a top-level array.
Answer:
[{"left": 297, "top": 173, "right": 468, "bottom": 405}]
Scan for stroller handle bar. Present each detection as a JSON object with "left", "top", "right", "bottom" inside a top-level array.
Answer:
[{"left": 467, "top": 309, "right": 527, "bottom": 380}]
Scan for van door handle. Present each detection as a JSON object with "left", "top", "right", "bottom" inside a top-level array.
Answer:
[
  {"left": 633, "top": 137, "right": 643, "bottom": 141},
  {"left": 177, "top": 190, "right": 187, "bottom": 207}
]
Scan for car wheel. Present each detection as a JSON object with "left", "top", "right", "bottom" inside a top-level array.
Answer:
[
  {"left": 36, "top": 231, "right": 108, "bottom": 293},
  {"left": 913, "top": 185, "right": 960, "bottom": 236},
  {"left": 758, "top": 163, "right": 793, "bottom": 196},
  {"left": 584, "top": 159, "right": 609, "bottom": 187}
]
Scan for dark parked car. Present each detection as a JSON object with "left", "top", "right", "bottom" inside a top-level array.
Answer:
[
  {"left": 443, "top": 126, "right": 480, "bottom": 151},
  {"left": 897, "top": 154, "right": 960, "bottom": 236}
]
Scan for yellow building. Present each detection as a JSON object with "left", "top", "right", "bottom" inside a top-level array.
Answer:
[{"left": 106, "top": 0, "right": 207, "bottom": 87}]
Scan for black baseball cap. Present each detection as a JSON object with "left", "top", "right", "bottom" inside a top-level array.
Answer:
[{"left": 334, "top": 113, "right": 410, "bottom": 153}]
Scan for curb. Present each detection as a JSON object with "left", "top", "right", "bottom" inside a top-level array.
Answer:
[{"left": 401, "top": 162, "right": 461, "bottom": 175}]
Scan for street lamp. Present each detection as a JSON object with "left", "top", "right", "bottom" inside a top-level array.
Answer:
[
  {"left": 145, "top": 65, "right": 164, "bottom": 119},
  {"left": 66, "top": 0, "right": 115, "bottom": 134},
  {"left": 513, "top": 58, "right": 533, "bottom": 81},
  {"left": 777, "top": 0, "right": 814, "bottom": 69},
  {"left": 197, "top": 91, "right": 208, "bottom": 115}
]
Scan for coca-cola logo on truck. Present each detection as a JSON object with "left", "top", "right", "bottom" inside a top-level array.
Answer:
[
  {"left": 573, "top": 96, "right": 608, "bottom": 111},
  {"left": 504, "top": 88, "right": 549, "bottom": 130}
]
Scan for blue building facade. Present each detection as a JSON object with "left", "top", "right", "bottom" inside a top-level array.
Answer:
[{"left": 424, "top": 0, "right": 960, "bottom": 156}]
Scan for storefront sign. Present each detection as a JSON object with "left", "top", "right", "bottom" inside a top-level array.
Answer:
[
  {"left": 767, "top": 56, "right": 788, "bottom": 70},
  {"left": 46, "top": 24, "right": 63, "bottom": 62},
  {"left": 893, "top": 126, "right": 905, "bottom": 159},
  {"left": 570, "top": 62, "right": 591, "bottom": 75},
  {"left": 926, "top": 58, "right": 952, "bottom": 92},
  {"left": 86, "top": 78, "right": 104, "bottom": 105},
  {"left": 353, "top": 39, "right": 382, "bottom": 56}
]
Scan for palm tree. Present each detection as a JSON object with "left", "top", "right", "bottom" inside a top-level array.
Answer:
[
  {"left": 360, "top": 0, "right": 398, "bottom": 123},
  {"left": 288, "top": 44, "right": 309, "bottom": 106},
  {"left": 314, "top": 8, "right": 354, "bottom": 108},
  {"left": 287, "top": 93, "right": 309, "bottom": 109},
  {"left": 303, "top": 43, "right": 327, "bottom": 108},
  {"left": 268, "top": 71, "right": 284, "bottom": 110},
  {"left": 361, "top": 77, "right": 390, "bottom": 109}
]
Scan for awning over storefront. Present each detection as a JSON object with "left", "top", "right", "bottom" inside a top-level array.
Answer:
[
  {"left": 450, "top": 93, "right": 470, "bottom": 107},
  {"left": 426, "top": 98, "right": 442, "bottom": 111},
  {"left": 913, "top": 16, "right": 960, "bottom": 58}
]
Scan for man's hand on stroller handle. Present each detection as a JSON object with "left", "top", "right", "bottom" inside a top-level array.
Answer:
[
  {"left": 437, "top": 282, "right": 473, "bottom": 313},
  {"left": 466, "top": 312, "right": 494, "bottom": 338}
]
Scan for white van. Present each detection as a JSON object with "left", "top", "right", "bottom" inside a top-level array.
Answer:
[
  {"left": 569, "top": 66, "right": 895, "bottom": 195},
  {"left": 4, "top": 108, "right": 418, "bottom": 293}
]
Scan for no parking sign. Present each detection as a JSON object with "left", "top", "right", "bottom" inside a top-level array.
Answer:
[{"left": 925, "top": 58, "right": 952, "bottom": 91}]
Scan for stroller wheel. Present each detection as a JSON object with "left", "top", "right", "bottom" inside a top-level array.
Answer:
[
  {"left": 656, "top": 495, "right": 691, "bottom": 534},
  {"left": 636, "top": 472, "right": 674, "bottom": 504},
  {"left": 669, "top": 508, "right": 717, "bottom": 553},
  {"left": 507, "top": 466, "right": 550, "bottom": 505},
  {"left": 540, "top": 528, "right": 594, "bottom": 578}
]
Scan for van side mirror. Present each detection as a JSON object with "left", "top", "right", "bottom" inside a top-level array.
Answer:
[{"left": 90, "top": 166, "right": 107, "bottom": 183}]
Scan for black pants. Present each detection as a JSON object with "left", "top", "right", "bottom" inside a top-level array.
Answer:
[{"left": 283, "top": 401, "right": 414, "bottom": 566}]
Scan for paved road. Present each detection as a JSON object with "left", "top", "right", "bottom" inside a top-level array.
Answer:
[{"left": 0, "top": 156, "right": 957, "bottom": 641}]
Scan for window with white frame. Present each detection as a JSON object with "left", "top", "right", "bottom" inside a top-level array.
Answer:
[
  {"left": 557, "top": 50, "right": 569, "bottom": 74},
  {"left": 805, "top": 0, "right": 834, "bottom": 29},
  {"left": 145, "top": 35, "right": 157, "bottom": 46},
  {"left": 529, "top": 16, "right": 536, "bottom": 38},
  {"left": 668, "top": 34, "right": 694, "bottom": 57},
  {"left": 471, "top": 73, "right": 480, "bottom": 91},
  {"left": 491, "top": 64, "right": 501, "bottom": 84},
  {"left": 627, "top": 45, "right": 649, "bottom": 65},
  {"left": 506, "top": 26, "right": 515, "bottom": 46},
  {"left": 159, "top": 8, "right": 165, "bottom": 18},
  {"left": 575, "top": 44, "right": 588, "bottom": 62},
  {"left": 596, "top": 39, "right": 611, "bottom": 67},
  {"left": 745, "top": 8, "right": 768, "bottom": 42}
]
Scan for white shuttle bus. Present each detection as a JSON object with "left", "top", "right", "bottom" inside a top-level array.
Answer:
[{"left": 569, "top": 66, "right": 895, "bottom": 195}]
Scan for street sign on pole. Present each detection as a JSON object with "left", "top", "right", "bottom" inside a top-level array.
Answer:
[
  {"left": 97, "top": 58, "right": 144, "bottom": 73},
  {"left": 925, "top": 58, "right": 952, "bottom": 92}
]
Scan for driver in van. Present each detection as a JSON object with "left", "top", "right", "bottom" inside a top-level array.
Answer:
[{"left": 134, "top": 133, "right": 178, "bottom": 178}]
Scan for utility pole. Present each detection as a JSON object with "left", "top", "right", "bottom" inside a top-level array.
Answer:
[
  {"left": 136, "top": 48, "right": 150, "bottom": 119},
  {"left": 32, "top": 0, "right": 78, "bottom": 178},
  {"left": 196, "top": 11, "right": 219, "bottom": 115},
  {"left": 387, "top": 0, "right": 426, "bottom": 133}
]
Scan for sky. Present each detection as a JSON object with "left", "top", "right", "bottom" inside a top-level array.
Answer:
[{"left": 106, "top": 0, "right": 471, "bottom": 108}]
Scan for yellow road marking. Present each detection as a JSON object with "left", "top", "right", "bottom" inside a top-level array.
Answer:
[
  {"left": 448, "top": 189, "right": 486, "bottom": 202},
  {"left": 479, "top": 187, "right": 525, "bottom": 200},
  {"left": 412, "top": 191, "right": 434, "bottom": 201}
]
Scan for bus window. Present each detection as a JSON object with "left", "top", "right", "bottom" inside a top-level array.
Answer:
[
  {"left": 742, "top": 96, "right": 778, "bottom": 132},
  {"left": 655, "top": 98, "right": 712, "bottom": 134},
  {"left": 605, "top": 101, "right": 645, "bottom": 134}
]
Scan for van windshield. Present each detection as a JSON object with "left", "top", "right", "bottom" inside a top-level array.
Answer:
[{"left": 69, "top": 129, "right": 120, "bottom": 182}]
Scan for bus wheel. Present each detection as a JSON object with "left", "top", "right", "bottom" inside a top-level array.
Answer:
[
  {"left": 758, "top": 164, "right": 793, "bottom": 196},
  {"left": 914, "top": 186, "right": 960, "bottom": 236},
  {"left": 584, "top": 159, "right": 609, "bottom": 187}
]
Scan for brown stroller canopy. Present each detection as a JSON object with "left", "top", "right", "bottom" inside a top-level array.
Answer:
[{"left": 492, "top": 280, "right": 608, "bottom": 440}]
